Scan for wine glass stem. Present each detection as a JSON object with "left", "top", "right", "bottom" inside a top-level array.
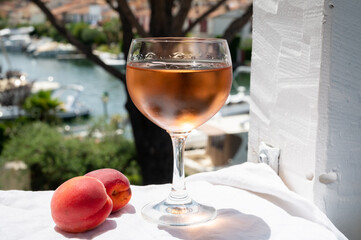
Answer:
[{"left": 167, "top": 132, "right": 191, "bottom": 204}]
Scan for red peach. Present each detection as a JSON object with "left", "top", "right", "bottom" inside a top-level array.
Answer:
[
  {"left": 85, "top": 168, "right": 132, "bottom": 213},
  {"left": 51, "top": 176, "right": 113, "bottom": 233}
]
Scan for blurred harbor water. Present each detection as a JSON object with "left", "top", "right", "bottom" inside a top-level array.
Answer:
[{"left": 0, "top": 52, "right": 127, "bottom": 118}]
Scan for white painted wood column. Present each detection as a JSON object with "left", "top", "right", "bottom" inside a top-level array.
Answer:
[{"left": 248, "top": 0, "right": 361, "bottom": 239}]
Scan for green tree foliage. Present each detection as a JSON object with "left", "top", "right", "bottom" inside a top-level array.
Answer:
[
  {"left": 67, "top": 22, "right": 88, "bottom": 40},
  {"left": 23, "top": 90, "right": 61, "bottom": 123},
  {"left": 102, "top": 18, "right": 121, "bottom": 44},
  {"left": 32, "top": 22, "right": 51, "bottom": 37},
  {"left": 33, "top": 22, "right": 110, "bottom": 46},
  {"left": 0, "top": 122, "right": 140, "bottom": 190},
  {"left": 48, "top": 25, "right": 65, "bottom": 42},
  {"left": 0, "top": 16, "right": 8, "bottom": 29},
  {"left": 32, "top": 22, "right": 65, "bottom": 42},
  {"left": 241, "top": 37, "right": 252, "bottom": 63},
  {"left": 81, "top": 27, "right": 106, "bottom": 45}
]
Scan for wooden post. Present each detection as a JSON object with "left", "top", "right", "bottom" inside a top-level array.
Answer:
[{"left": 249, "top": 0, "right": 361, "bottom": 238}]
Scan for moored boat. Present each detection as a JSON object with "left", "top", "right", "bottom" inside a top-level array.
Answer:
[{"left": 0, "top": 77, "right": 90, "bottom": 121}]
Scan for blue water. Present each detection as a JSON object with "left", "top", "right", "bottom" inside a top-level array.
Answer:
[{"left": 0, "top": 52, "right": 127, "bottom": 118}]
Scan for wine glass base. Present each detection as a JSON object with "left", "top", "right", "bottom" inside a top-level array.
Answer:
[{"left": 141, "top": 199, "right": 217, "bottom": 226}]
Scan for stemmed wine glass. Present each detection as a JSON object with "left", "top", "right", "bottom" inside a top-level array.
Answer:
[{"left": 126, "top": 37, "right": 232, "bottom": 226}]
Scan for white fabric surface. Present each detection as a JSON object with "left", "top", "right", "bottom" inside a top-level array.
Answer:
[{"left": 0, "top": 162, "right": 347, "bottom": 240}]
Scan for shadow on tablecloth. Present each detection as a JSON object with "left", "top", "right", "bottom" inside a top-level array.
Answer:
[
  {"left": 54, "top": 204, "right": 136, "bottom": 239},
  {"left": 54, "top": 219, "right": 117, "bottom": 239},
  {"left": 108, "top": 204, "right": 136, "bottom": 218},
  {"left": 159, "top": 208, "right": 271, "bottom": 240}
]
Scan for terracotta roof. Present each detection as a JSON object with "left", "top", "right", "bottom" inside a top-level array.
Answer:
[
  {"left": 68, "top": 6, "right": 89, "bottom": 15},
  {"left": 51, "top": 0, "right": 106, "bottom": 15},
  {"left": 52, "top": 2, "right": 87, "bottom": 15},
  {"left": 0, "top": 1, "right": 18, "bottom": 14},
  {"left": 0, "top": 0, "right": 250, "bottom": 26},
  {"left": 102, "top": 9, "right": 118, "bottom": 19},
  {"left": 13, "top": 6, "right": 31, "bottom": 18},
  {"left": 187, "top": 0, "right": 251, "bottom": 20}
]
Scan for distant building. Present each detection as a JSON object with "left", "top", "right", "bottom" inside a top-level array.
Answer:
[
  {"left": 186, "top": 0, "right": 252, "bottom": 38},
  {"left": 0, "top": 0, "right": 252, "bottom": 38},
  {"left": 128, "top": 0, "right": 150, "bottom": 32},
  {"left": 0, "top": 0, "right": 117, "bottom": 25},
  {"left": 211, "top": 9, "right": 252, "bottom": 37},
  {"left": 0, "top": 0, "right": 46, "bottom": 25},
  {"left": 51, "top": 0, "right": 117, "bottom": 24}
]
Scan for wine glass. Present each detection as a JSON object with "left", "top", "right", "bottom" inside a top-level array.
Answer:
[{"left": 126, "top": 37, "right": 232, "bottom": 226}]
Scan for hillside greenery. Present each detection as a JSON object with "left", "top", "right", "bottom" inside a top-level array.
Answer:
[{"left": 0, "top": 121, "right": 140, "bottom": 190}]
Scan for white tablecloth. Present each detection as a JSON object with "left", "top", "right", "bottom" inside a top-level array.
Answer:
[{"left": 0, "top": 163, "right": 347, "bottom": 240}]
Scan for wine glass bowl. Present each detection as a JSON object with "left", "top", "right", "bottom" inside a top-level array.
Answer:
[{"left": 126, "top": 37, "right": 232, "bottom": 226}]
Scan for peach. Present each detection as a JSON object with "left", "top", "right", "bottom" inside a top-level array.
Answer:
[
  {"left": 51, "top": 176, "right": 113, "bottom": 233},
  {"left": 85, "top": 168, "right": 132, "bottom": 213}
]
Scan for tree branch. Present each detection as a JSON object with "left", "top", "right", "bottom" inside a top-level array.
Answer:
[
  {"left": 105, "top": 0, "right": 148, "bottom": 37},
  {"left": 116, "top": 0, "right": 148, "bottom": 37},
  {"left": 30, "top": 0, "right": 125, "bottom": 83},
  {"left": 165, "top": 0, "right": 174, "bottom": 33},
  {"left": 172, "top": 0, "right": 192, "bottom": 35},
  {"left": 222, "top": 3, "right": 253, "bottom": 43},
  {"left": 105, "top": 0, "right": 118, "bottom": 11},
  {"left": 149, "top": 0, "right": 171, "bottom": 36},
  {"left": 182, "top": 0, "right": 227, "bottom": 35}
]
